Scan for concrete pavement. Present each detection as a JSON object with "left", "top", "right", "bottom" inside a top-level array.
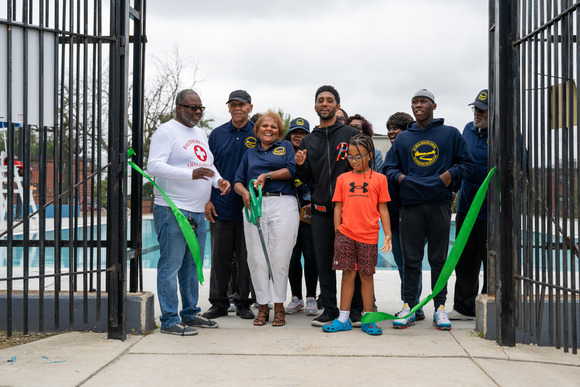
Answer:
[{"left": 1, "top": 271, "right": 579, "bottom": 386}]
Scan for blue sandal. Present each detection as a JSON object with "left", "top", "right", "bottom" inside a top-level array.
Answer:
[
  {"left": 322, "top": 318, "right": 352, "bottom": 332},
  {"left": 361, "top": 322, "right": 383, "bottom": 335}
]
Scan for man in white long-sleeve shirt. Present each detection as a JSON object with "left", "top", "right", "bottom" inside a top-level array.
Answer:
[{"left": 148, "top": 89, "right": 231, "bottom": 336}]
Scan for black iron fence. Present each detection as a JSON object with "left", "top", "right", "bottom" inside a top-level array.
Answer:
[
  {"left": 490, "top": 0, "right": 579, "bottom": 353},
  {"left": 0, "top": 0, "right": 146, "bottom": 340}
]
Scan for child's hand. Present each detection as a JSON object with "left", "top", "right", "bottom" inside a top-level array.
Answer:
[{"left": 380, "top": 235, "right": 392, "bottom": 254}]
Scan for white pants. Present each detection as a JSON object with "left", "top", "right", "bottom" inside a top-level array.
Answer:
[{"left": 243, "top": 195, "right": 299, "bottom": 304}]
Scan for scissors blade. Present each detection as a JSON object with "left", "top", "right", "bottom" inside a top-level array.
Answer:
[{"left": 255, "top": 218, "right": 274, "bottom": 283}]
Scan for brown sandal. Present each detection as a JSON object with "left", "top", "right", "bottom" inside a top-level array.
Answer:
[
  {"left": 253, "top": 304, "right": 269, "bottom": 326},
  {"left": 272, "top": 303, "right": 285, "bottom": 327}
]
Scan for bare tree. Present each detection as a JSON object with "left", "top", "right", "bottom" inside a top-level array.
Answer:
[{"left": 133, "top": 46, "right": 209, "bottom": 162}]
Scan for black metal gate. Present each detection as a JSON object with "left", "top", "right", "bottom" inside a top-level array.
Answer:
[
  {"left": 490, "top": 0, "right": 579, "bottom": 353},
  {"left": 0, "top": 0, "right": 146, "bottom": 340}
]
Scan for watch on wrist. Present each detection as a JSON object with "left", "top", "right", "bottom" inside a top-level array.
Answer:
[{"left": 265, "top": 173, "right": 271, "bottom": 181}]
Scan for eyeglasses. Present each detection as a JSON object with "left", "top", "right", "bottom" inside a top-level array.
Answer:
[
  {"left": 336, "top": 116, "right": 346, "bottom": 122},
  {"left": 178, "top": 104, "right": 206, "bottom": 112},
  {"left": 346, "top": 153, "right": 369, "bottom": 161},
  {"left": 471, "top": 107, "right": 486, "bottom": 114}
]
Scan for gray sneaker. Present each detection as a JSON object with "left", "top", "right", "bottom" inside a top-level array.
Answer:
[
  {"left": 160, "top": 323, "right": 198, "bottom": 336},
  {"left": 184, "top": 315, "right": 219, "bottom": 328},
  {"left": 305, "top": 297, "right": 318, "bottom": 316}
]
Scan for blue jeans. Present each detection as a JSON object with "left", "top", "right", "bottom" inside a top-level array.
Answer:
[{"left": 154, "top": 204, "right": 206, "bottom": 329}]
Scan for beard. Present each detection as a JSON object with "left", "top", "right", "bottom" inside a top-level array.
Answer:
[
  {"left": 316, "top": 108, "right": 336, "bottom": 120},
  {"left": 474, "top": 117, "right": 488, "bottom": 130}
]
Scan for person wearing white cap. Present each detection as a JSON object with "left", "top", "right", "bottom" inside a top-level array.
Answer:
[{"left": 384, "top": 89, "right": 474, "bottom": 331}]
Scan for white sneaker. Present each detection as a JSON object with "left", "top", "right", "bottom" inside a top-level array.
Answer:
[
  {"left": 304, "top": 297, "right": 318, "bottom": 316},
  {"left": 447, "top": 309, "right": 475, "bottom": 320},
  {"left": 392, "top": 303, "right": 415, "bottom": 329},
  {"left": 285, "top": 296, "right": 305, "bottom": 314},
  {"left": 433, "top": 305, "right": 452, "bottom": 330}
]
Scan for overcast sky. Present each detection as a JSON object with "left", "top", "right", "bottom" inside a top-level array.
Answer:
[{"left": 144, "top": 0, "right": 489, "bottom": 135}]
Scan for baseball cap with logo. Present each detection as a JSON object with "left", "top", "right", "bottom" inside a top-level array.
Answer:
[
  {"left": 469, "top": 89, "right": 489, "bottom": 110},
  {"left": 288, "top": 117, "right": 310, "bottom": 134},
  {"left": 412, "top": 89, "right": 435, "bottom": 103},
  {"left": 226, "top": 90, "right": 252, "bottom": 104}
]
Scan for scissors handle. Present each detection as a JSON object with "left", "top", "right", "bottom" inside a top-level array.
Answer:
[{"left": 244, "top": 179, "right": 262, "bottom": 225}]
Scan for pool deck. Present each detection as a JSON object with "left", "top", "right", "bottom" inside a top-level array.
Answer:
[{"left": 1, "top": 269, "right": 580, "bottom": 386}]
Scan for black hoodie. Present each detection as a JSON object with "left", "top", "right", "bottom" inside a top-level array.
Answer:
[{"left": 296, "top": 121, "right": 359, "bottom": 216}]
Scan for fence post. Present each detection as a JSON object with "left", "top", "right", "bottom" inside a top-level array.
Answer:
[
  {"left": 493, "top": 0, "right": 517, "bottom": 347},
  {"left": 107, "top": 0, "right": 130, "bottom": 340}
]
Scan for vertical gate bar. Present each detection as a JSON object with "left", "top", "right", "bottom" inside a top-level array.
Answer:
[
  {"left": 546, "top": 0, "right": 555, "bottom": 347},
  {"left": 495, "top": 0, "right": 518, "bottom": 346},
  {"left": 67, "top": 0, "right": 75, "bottom": 330},
  {"left": 21, "top": 0, "right": 30, "bottom": 336},
  {"left": 55, "top": 0, "right": 65, "bottom": 331},
  {"left": 514, "top": 0, "right": 523, "bottom": 339},
  {"left": 552, "top": 0, "right": 562, "bottom": 351},
  {"left": 532, "top": 0, "right": 541, "bottom": 341},
  {"left": 139, "top": 0, "right": 147, "bottom": 292},
  {"left": 562, "top": 0, "right": 572, "bottom": 353},
  {"left": 72, "top": 0, "right": 80, "bottom": 296},
  {"left": 81, "top": 0, "right": 89, "bottom": 325},
  {"left": 522, "top": 0, "right": 531, "bottom": 335},
  {"left": 570, "top": 0, "right": 580, "bottom": 355},
  {"left": 520, "top": 0, "right": 524, "bottom": 334},
  {"left": 6, "top": 0, "right": 14, "bottom": 337},
  {"left": 107, "top": 0, "right": 129, "bottom": 340},
  {"left": 38, "top": 0, "right": 46, "bottom": 333},
  {"left": 129, "top": 0, "right": 144, "bottom": 294},
  {"left": 488, "top": 0, "right": 497, "bottom": 299},
  {"left": 89, "top": 0, "right": 97, "bottom": 297},
  {"left": 96, "top": 0, "right": 103, "bottom": 321}
]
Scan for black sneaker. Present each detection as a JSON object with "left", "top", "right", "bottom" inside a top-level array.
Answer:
[
  {"left": 350, "top": 311, "right": 362, "bottom": 328},
  {"left": 184, "top": 315, "right": 219, "bottom": 328},
  {"left": 415, "top": 309, "right": 426, "bottom": 321},
  {"left": 160, "top": 323, "right": 198, "bottom": 336},
  {"left": 312, "top": 311, "right": 337, "bottom": 327},
  {"left": 236, "top": 305, "right": 255, "bottom": 320},
  {"left": 202, "top": 305, "right": 228, "bottom": 319}
]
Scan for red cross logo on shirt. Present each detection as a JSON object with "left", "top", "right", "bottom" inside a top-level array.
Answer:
[{"left": 194, "top": 145, "right": 207, "bottom": 162}]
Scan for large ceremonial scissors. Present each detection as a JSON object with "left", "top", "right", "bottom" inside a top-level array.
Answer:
[{"left": 244, "top": 179, "right": 274, "bottom": 282}]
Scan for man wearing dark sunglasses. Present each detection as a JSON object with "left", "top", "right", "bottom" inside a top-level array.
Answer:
[
  {"left": 203, "top": 90, "right": 257, "bottom": 321},
  {"left": 148, "top": 89, "right": 230, "bottom": 336}
]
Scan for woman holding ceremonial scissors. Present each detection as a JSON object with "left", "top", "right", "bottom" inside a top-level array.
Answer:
[{"left": 234, "top": 111, "right": 300, "bottom": 327}]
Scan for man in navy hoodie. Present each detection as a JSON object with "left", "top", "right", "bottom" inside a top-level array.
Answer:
[{"left": 384, "top": 89, "right": 474, "bottom": 331}]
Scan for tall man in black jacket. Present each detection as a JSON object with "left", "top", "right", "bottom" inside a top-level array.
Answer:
[{"left": 295, "top": 85, "right": 362, "bottom": 326}]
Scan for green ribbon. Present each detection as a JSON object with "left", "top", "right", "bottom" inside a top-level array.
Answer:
[
  {"left": 361, "top": 167, "right": 496, "bottom": 324},
  {"left": 127, "top": 148, "right": 204, "bottom": 284}
]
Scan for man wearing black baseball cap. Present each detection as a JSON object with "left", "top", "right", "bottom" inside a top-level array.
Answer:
[
  {"left": 204, "top": 90, "right": 256, "bottom": 320},
  {"left": 284, "top": 118, "right": 320, "bottom": 316},
  {"left": 448, "top": 89, "right": 489, "bottom": 321}
]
